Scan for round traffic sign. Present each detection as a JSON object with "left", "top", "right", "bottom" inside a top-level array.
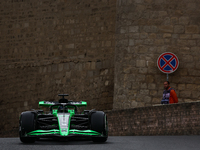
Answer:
[{"left": 157, "top": 52, "right": 179, "bottom": 74}]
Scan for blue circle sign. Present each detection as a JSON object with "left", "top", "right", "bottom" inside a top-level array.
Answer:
[{"left": 157, "top": 52, "right": 179, "bottom": 74}]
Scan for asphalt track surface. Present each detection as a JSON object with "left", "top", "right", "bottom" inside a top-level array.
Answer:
[{"left": 1, "top": 136, "right": 200, "bottom": 150}]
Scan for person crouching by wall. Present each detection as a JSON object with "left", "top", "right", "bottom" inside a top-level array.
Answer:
[{"left": 161, "top": 81, "right": 178, "bottom": 104}]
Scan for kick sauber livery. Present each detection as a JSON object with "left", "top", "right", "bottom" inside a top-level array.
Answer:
[{"left": 19, "top": 94, "right": 108, "bottom": 143}]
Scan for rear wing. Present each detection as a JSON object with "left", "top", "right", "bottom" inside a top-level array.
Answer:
[{"left": 39, "top": 101, "right": 87, "bottom": 107}]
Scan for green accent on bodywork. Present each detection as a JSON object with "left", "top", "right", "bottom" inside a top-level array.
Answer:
[
  {"left": 39, "top": 101, "right": 54, "bottom": 107},
  {"left": 27, "top": 129, "right": 101, "bottom": 136},
  {"left": 52, "top": 109, "right": 58, "bottom": 116},
  {"left": 27, "top": 129, "right": 59, "bottom": 135},
  {"left": 69, "top": 129, "right": 101, "bottom": 135},
  {"left": 68, "top": 109, "right": 75, "bottom": 116},
  {"left": 39, "top": 101, "right": 87, "bottom": 107},
  {"left": 28, "top": 101, "right": 101, "bottom": 137},
  {"left": 57, "top": 113, "right": 71, "bottom": 136},
  {"left": 79, "top": 101, "right": 87, "bottom": 106}
]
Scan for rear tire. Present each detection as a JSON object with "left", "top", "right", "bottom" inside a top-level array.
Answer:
[
  {"left": 19, "top": 111, "right": 36, "bottom": 143},
  {"left": 90, "top": 111, "right": 108, "bottom": 142}
]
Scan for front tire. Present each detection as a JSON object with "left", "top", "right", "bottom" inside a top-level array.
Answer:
[
  {"left": 19, "top": 111, "right": 36, "bottom": 143},
  {"left": 90, "top": 111, "right": 108, "bottom": 142}
]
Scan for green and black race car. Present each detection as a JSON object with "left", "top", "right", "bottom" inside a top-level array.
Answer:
[{"left": 19, "top": 94, "right": 108, "bottom": 143}]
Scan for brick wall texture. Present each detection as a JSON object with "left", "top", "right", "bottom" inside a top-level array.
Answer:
[
  {"left": 1, "top": 0, "right": 200, "bottom": 137},
  {"left": 114, "top": 0, "right": 200, "bottom": 109},
  {"left": 107, "top": 102, "right": 200, "bottom": 136},
  {"left": 0, "top": 0, "right": 116, "bottom": 136}
]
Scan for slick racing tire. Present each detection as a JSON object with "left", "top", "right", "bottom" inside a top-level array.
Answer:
[
  {"left": 19, "top": 111, "right": 36, "bottom": 143},
  {"left": 90, "top": 111, "right": 108, "bottom": 142}
]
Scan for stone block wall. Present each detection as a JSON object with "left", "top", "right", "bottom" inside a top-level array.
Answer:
[
  {"left": 0, "top": 0, "right": 116, "bottom": 136},
  {"left": 1, "top": 0, "right": 200, "bottom": 137},
  {"left": 2, "top": 101, "right": 200, "bottom": 137},
  {"left": 114, "top": 0, "right": 200, "bottom": 109},
  {"left": 107, "top": 102, "right": 200, "bottom": 136}
]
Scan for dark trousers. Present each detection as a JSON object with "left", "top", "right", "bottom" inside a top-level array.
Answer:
[{"left": 161, "top": 100, "right": 169, "bottom": 104}]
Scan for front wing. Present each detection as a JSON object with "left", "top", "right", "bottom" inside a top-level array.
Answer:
[{"left": 25, "top": 129, "right": 103, "bottom": 137}]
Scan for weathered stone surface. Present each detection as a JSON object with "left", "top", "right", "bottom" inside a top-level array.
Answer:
[
  {"left": 154, "top": 39, "right": 164, "bottom": 45},
  {"left": 178, "top": 84, "right": 185, "bottom": 90},
  {"left": 192, "top": 34, "right": 200, "bottom": 39},
  {"left": 139, "top": 68, "right": 148, "bottom": 73},
  {"left": 1, "top": 0, "right": 200, "bottom": 138},
  {"left": 191, "top": 91, "right": 200, "bottom": 99},
  {"left": 0, "top": 0, "right": 116, "bottom": 137},
  {"left": 150, "top": 90, "right": 157, "bottom": 96},
  {"left": 146, "top": 75, "right": 154, "bottom": 83},
  {"left": 181, "top": 55, "right": 193, "bottom": 62},
  {"left": 129, "top": 26, "right": 139, "bottom": 33},
  {"left": 171, "top": 17, "right": 178, "bottom": 24},
  {"left": 136, "top": 75, "right": 146, "bottom": 82},
  {"left": 65, "top": 71, "right": 71, "bottom": 78},
  {"left": 143, "top": 26, "right": 158, "bottom": 33},
  {"left": 180, "top": 91, "right": 191, "bottom": 98},
  {"left": 140, "top": 33, "right": 148, "bottom": 39},
  {"left": 114, "top": 0, "right": 200, "bottom": 110},
  {"left": 52, "top": 64, "right": 58, "bottom": 72},
  {"left": 131, "top": 101, "right": 138, "bottom": 107},
  {"left": 180, "top": 34, "right": 192, "bottom": 39},
  {"left": 106, "top": 102, "right": 200, "bottom": 136},
  {"left": 174, "top": 25, "right": 185, "bottom": 33},
  {"left": 148, "top": 83, "right": 156, "bottom": 89},
  {"left": 129, "top": 39, "right": 134, "bottom": 46},
  {"left": 185, "top": 25, "right": 199, "bottom": 34},
  {"left": 163, "top": 33, "right": 171, "bottom": 38},
  {"left": 136, "top": 60, "right": 146, "bottom": 67},
  {"left": 65, "top": 44, "right": 75, "bottom": 49},
  {"left": 159, "top": 25, "right": 173, "bottom": 33},
  {"left": 140, "top": 83, "right": 147, "bottom": 89},
  {"left": 140, "top": 90, "right": 149, "bottom": 95},
  {"left": 152, "top": 97, "right": 160, "bottom": 104},
  {"left": 179, "top": 16, "right": 190, "bottom": 25},
  {"left": 58, "top": 64, "right": 63, "bottom": 72},
  {"left": 144, "top": 96, "right": 152, "bottom": 103}
]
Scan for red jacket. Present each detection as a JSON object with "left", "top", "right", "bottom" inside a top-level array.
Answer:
[{"left": 168, "top": 87, "right": 178, "bottom": 104}]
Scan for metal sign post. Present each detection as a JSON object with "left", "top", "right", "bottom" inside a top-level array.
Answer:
[{"left": 167, "top": 73, "right": 169, "bottom": 81}]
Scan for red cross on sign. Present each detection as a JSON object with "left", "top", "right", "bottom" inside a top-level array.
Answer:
[{"left": 157, "top": 52, "right": 179, "bottom": 74}]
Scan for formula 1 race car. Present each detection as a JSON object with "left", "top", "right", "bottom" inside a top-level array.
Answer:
[{"left": 19, "top": 94, "right": 108, "bottom": 143}]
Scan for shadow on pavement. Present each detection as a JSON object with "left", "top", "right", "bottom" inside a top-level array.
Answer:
[{"left": 16, "top": 137, "right": 113, "bottom": 145}]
